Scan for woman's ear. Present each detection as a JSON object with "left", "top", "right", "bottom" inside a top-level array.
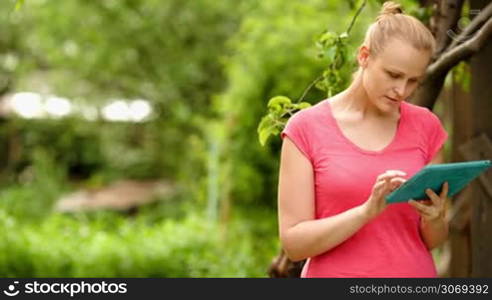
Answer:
[{"left": 357, "top": 45, "right": 370, "bottom": 68}]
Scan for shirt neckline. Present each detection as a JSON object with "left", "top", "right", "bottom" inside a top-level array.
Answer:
[{"left": 324, "top": 99, "right": 406, "bottom": 155}]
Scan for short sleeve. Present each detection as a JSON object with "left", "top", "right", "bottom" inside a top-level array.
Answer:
[
  {"left": 281, "top": 111, "right": 313, "bottom": 163},
  {"left": 425, "top": 110, "right": 448, "bottom": 164}
]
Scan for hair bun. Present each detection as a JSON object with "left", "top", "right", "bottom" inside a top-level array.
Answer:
[{"left": 377, "top": 1, "right": 403, "bottom": 21}]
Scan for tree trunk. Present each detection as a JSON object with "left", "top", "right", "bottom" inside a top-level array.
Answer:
[
  {"left": 449, "top": 65, "right": 473, "bottom": 277},
  {"left": 469, "top": 0, "right": 492, "bottom": 277}
]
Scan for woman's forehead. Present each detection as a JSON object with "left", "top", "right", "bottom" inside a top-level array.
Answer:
[{"left": 376, "top": 39, "right": 430, "bottom": 75}]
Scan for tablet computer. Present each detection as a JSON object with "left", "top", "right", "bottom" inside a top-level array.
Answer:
[{"left": 386, "top": 160, "right": 491, "bottom": 204}]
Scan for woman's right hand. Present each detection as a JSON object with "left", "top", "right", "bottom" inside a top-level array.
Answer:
[{"left": 361, "top": 170, "right": 407, "bottom": 221}]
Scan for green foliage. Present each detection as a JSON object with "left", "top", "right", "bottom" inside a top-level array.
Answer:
[
  {"left": 11, "top": 0, "right": 241, "bottom": 103},
  {"left": 315, "top": 31, "right": 352, "bottom": 97},
  {"left": 258, "top": 96, "right": 311, "bottom": 146},
  {"left": 452, "top": 62, "right": 471, "bottom": 93},
  {"left": 215, "top": 0, "right": 356, "bottom": 207},
  {"left": 0, "top": 0, "right": 251, "bottom": 200},
  {"left": 256, "top": 0, "right": 368, "bottom": 148},
  {"left": 0, "top": 116, "right": 205, "bottom": 194},
  {"left": 0, "top": 147, "right": 67, "bottom": 221},
  {"left": 409, "top": 5, "right": 434, "bottom": 24},
  {"left": 0, "top": 118, "right": 102, "bottom": 189},
  {"left": 0, "top": 206, "right": 278, "bottom": 277},
  {"left": 15, "top": 0, "right": 24, "bottom": 10}
]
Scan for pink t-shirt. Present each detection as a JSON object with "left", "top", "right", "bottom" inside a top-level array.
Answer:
[{"left": 280, "top": 99, "right": 448, "bottom": 278}]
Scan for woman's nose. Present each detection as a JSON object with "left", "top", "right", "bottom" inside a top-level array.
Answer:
[{"left": 393, "top": 82, "right": 406, "bottom": 98}]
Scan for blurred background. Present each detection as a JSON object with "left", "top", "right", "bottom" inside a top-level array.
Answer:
[{"left": 0, "top": 0, "right": 491, "bottom": 277}]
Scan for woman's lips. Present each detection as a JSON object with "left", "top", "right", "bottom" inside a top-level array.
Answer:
[{"left": 385, "top": 96, "right": 399, "bottom": 103}]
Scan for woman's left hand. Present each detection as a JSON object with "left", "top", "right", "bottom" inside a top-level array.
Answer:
[{"left": 408, "top": 182, "right": 449, "bottom": 222}]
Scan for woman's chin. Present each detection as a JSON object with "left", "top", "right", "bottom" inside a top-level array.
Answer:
[{"left": 375, "top": 102, "right": 398, "bottom": 115}]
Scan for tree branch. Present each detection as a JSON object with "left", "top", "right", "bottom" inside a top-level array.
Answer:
[
  {"left": 431, "top": 0, "right": 465, "bottom": 60},
  {"left": 347, "top": 0, "right": 367, "bottom": 35},
  {"left": 446, "top": 1, "right": 492, "bottom": 52},
  {"left": 411, "top": 16, "right": 492, "bottom": 108},
  {"left": 433, "top": 17, "right": 492, "bottom": 75}
]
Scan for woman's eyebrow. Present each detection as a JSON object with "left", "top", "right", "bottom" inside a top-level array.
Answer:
[{"left": 385, "top": 68, "right": 404, "bottom": 75}]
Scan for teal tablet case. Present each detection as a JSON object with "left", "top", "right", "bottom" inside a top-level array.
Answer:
[{"left": 386, "top": 160, "right": 492, "bottom": 204}]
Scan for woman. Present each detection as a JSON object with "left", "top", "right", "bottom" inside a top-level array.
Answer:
[{"left": 277, "top": 1, "right": 449, "bottom": 277}]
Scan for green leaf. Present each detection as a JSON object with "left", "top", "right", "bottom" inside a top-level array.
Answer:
[
  {"left": 15, "top": 0, "right": 24, "bottom": 10},
  {"left": 296, "top": 102, "right": 312, "bottom": 110},
  {"left": 267, "top": 96, "right": 292, "bottom": 111},
  {"left": 257, "top": 115, "right": 272, "bottom": 134},
  {"left": 257, "top": 115, "right": 281, "bottom": 146},
  {"left": 259, "top": 126, "right": 279, "bottom": 147},
  {"left": 325, "top": 47, "right": 336, "bottom": 62}
]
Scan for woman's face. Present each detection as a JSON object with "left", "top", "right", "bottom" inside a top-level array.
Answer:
[{"left": 359, "top": 38, "right": 431, "bottom": 113}]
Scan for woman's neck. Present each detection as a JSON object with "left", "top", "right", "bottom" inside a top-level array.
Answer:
[{"left": 332, "top": 74, "right": 397, "bottom": 120}]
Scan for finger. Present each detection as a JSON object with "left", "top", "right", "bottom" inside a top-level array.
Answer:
[
  {"left": 373, "top": 180, "right": 386, "bottom": 190},
  {"left": 425, "top": 188, "right": 442, "bottom": 207},
  {"left": 372, "top": 181, "right": 388, "bottom": 196},
  {"left": 377, "top": 172, "right": 407, "bottom": 183},
  {"left": 384, "top": 177, "right": 405, "bottom": 188},
  {"left": 440, "top": 181, "right": 449, "bottom": 198},
  {"left": 374, "top": 174, "right": 398, "bottom": 188},
  {"left": 385, "top": 170, "right": 407, "bottom": 175},
  {"left": 409, "top": 199, "right": 433, "bottom": 211},
  {"left": 390, "top": 177, "right": 406, "bottom": 183},
  {"left": 380, "top": 180, "right": 394, "bottom": 194},
  {"left": 389, "top": 177, "right": 406, "bottom": 189},
  {"left": 374, "top": 172, "right": 407, "bottom": 195},
  {"left": 408, "top": 199, "right": 433, "bottom": 215},
  {"left": 378, "top": 170, "right": 407, "bottom": 180},
  {"left": 440, "top": 182, "right": 449, "bottom": 212}
]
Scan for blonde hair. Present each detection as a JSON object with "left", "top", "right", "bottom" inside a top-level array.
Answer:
[
  {"left": 365, "top": 1, "right": 436, "bottom": 56},
  {"left": 352, "top": 1, "right": 436, "bottom": 79}
]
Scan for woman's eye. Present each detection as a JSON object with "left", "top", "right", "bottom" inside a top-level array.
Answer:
[{"left": 387, "top": 72, "right": 399, "bottom": 79}]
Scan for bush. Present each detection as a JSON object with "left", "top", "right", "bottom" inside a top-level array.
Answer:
[{"left": 0, "top": 205, "right": 278, "bottom": 277}]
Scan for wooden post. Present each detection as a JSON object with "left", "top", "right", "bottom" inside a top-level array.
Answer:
[
  {"left": 448, "top": 65, "right": 473, "bottom": 277},
  {"left": 469, "top": 0, "right": 492, "bottom": 277}
]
